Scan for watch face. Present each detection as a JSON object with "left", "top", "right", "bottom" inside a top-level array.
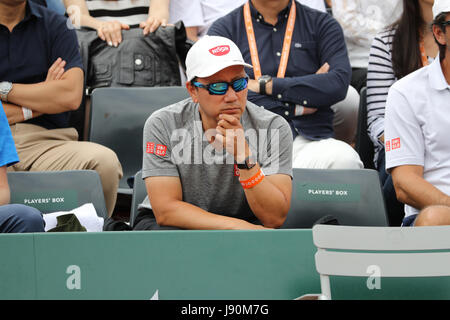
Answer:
[{"left": 0, "top": 82, "right": 12, "bottom": 93}]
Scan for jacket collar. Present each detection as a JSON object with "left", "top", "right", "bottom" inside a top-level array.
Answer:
[{"left": 428, "top": 53, "right": 450, "bottom": 91}]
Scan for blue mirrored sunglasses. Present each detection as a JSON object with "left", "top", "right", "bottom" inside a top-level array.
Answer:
[{"left": 192, "top": 77, "right": 248, "bottom": 95}]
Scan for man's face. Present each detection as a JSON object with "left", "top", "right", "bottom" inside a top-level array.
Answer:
[
  {"left": 434, "top": 12, "right": 450, "bottom": 49},
  {"left": 252, "top": 0, "right": 290, "bottom": 9},
  {"left": 443, "top": 12, "right": 450, "bottom": 49},
  {"left": 187, "top": 65, "right": 248, "bottom": 128}
]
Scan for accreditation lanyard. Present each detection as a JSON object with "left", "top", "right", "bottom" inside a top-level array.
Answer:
[
  {"left": 243, "top": 0, "right": 296, "bottom": 79},
  {"left": 419, "top": 39, "right": 429, "bottom": 67}
]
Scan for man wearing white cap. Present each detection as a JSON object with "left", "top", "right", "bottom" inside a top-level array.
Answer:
[
  {"left": 135, "top": 35, "right": 293, "bottom": 230},
  {"left": 384, "top": 0, "right": 450, "bottom": 226}
]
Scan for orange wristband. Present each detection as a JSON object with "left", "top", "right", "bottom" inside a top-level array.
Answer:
[{"left": 240, "top": 169, "right": 265, "bottom": 189}]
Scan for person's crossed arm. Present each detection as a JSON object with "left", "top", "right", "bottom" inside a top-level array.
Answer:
[
  {"left": 247, "top": 62, "right": 330, "bottom": 116},
  {"left": 3, "top": 58, "right": 83, "bottom": 125}
]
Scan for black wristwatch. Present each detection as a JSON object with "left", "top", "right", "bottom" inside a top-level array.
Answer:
[
  {"left": 258, "top": 75, "right": 272, "bottom": 95},
  {"left": 236, "top": 156, "right": 257, "bottom": 170}
]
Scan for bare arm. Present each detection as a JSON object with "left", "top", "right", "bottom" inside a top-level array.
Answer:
[
  {"left": 146, "top": 176, "right": 269, "bottom": 230},
  {"left": 64, "top": 0, "right": 100, "bottom": 30},
  {"left": 391, "top": 165, "right": 450, "bottom": 210},
  {"left": 240, "top": 166, "right": 291, "bottom": 228},
  {"left": 64, "top": 0, "right": 130, "bottom": 46},
  {"left": 3, "top": 103, "right": 42, "bottom": 125},
  {"left": 185, "top": 26, "right": 199, "bottom": 42},
  {"left": 6, "top": 67, "right": 84, "bottom": 116},
  {"left": 215, "top": 114, "right": 291, "bottom": 228},
  {"left": 4, "top": 58, "right": 67, "bottom": 124},
  {"left": 0, "top": 166, "right": 10, "bottom": 206},
  {"left": 140, "top": 0, "right": 170, "bottom": 35}
]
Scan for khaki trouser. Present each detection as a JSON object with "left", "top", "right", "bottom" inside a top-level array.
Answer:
[{"left": 9, "top": 123, "right": 123, "bottom": 217}]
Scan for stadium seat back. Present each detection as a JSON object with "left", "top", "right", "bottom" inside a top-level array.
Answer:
[
  {"left": 8, "top": 170, "right": 108, "bottom": 218},
  {"left": 130, "top": 170, "right": 147, "bottom": 228},
  {"left": 88, "top": 87, "right": 189, "bottom": 194},
  {"left": 281, "top": 168, "right": 388, "bottom": 228},
  {"left": 355, "top": 87, "right": 375, "bottom": 169},
  {"left": 303, "top": 224, "right": 450, "bottom": 299}
]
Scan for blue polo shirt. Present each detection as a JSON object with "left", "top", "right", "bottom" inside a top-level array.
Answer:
[
  {"left": 0, "top": 102, "right": 19, "bottom": 167},
  {"left": 208, "top": 1, "right": 351, "bottom": 140},
  {"left": 0, "top": 1, "right": 83, "bottom": 130},
  {"left": 30, "top": 0, "right": 47, "bottom": 7}
]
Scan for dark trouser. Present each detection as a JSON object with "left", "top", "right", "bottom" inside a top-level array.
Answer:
[
  {"left": 134, "top": 208, "right": 182, "bottom": 230},
  {"left": 0, "top": 204, "right": 45, "bottom": 233},
  {"left": 377, "top": 151, "right": 405, "bottom": 226},
  {"left": 351, "top": 68, "right": 367, "bottom": 94},
  {"left": 401, "top": 214, "right": 418, "bottom": 227}
]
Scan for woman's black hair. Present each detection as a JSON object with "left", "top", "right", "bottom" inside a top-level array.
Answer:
[{"left": 391, "top": 0, "right": 427, "bottom": 79}]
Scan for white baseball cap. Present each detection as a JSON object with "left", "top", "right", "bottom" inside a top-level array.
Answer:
[
  {"left": 433, "top": 0, "right": 450, "bottom": 19},
  {"left": 185, "top": 35, "right": 252, "bottom": 82}
]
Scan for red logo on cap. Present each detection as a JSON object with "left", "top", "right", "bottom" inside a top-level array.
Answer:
[{"left": 209, "top": 45, "right": 230, "bottom": 56}]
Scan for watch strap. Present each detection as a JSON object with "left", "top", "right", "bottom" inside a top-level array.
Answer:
[
  {"left": 236, "top": 156, "right": 257, "bottom": 170},
  {"left": 259, "top": 78, "right": 266, "bottom": 95}
]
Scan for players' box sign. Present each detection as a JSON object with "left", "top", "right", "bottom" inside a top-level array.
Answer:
[
  {"left": 297, "top": 183, "right": 361, "bottom": 202},
  {"left": 11, "top": 191, "right": 79, "bottom": 213}
]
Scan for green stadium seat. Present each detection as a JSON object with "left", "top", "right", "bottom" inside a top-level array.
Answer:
[
  {"left": 8, "top": 170, "right": 108, "bottom": 218},
  {"left": 355, "top": 87, "right": 375, "bottom": 169},
  {"left": 130, "top": 170, "right": 146, "bottom": 228},
  {"left": 301, "top": 224, "right": 450, "bottom": 299},
  {"left": 281, "top": 168, "right": 389, "bottom": 228},
  {"left": 88, "top": 86, "right": 189, "bottom": 195}
]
